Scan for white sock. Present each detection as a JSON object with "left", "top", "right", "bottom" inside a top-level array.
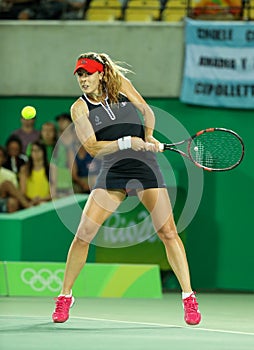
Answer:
[
  {"left": 59, "top": 290, "right": 72, "bottom": 297},
  {"left": 182, "top": 291, "right": 194, "bottom": 299}
]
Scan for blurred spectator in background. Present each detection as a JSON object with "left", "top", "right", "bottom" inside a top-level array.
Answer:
[
  {"left": 0, "top": 146, "right": 31, "bottom": 212},
  {"left": 72, "top": 141, "right": 101, "bottom": 194},
  {"left": 55, "top": 112, "right": 74, "bottom": 141},
  {"left": 0, "top": 0, "right": 37, "bottom": 19},
  {"left": 35, "top": 0, "right": 64, "bottom": 19},
  {"left": 19, "top": 141, "right": 51, "bottom": 205},
  {"left": 61, "top": 0, "right": 85, "bottom": 19},
  {"left": 4, "top": 135, "right": 28, "bottom": 178},
  {"left": 27, "top": 121, "right": 57, "bottom": 163},
  {"left": 191, "top": 0, "right": 242, "bottom": 19},
  {"left": 0, "top": 0, "right": 89, "bottom": 19},
  {"left": 40, "top": 121, "right": 57, "bottom": 162},
  {"left": 10, "top": 115, "right": 40, "bottom": 154},
  {"left": 50, "top": 113, "right": 75, "bottom": 198}
]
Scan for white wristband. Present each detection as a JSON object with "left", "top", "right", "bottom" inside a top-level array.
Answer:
[
  {"left": 159, "top": 143, "right": 164, "bottom": 151},
  {"left": 117, "top": 138, "right": 124, "bottom": 150},
  {"left": 124, "top": 136, "right": 131, "bottom": 149},
  {"left": 118, "top": 136, "right": 132, "bottom": 150}
]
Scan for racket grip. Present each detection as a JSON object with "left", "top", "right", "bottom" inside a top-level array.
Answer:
[{"left": 159, "top": 143, "right": 165, "bottom": 151}]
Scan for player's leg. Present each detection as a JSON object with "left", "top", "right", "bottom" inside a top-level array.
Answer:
[
  {"left": 137, "top": 187, "right": 192, "bottom": 292},
  {"left": 52, "top": 188, "right": 126, "bottom": 323},
  {"left": 61, "top": 188, "right": 126, "bottom": 295},
  {"left": 137, "top": 187, "right": 201, "bottom": 325}
]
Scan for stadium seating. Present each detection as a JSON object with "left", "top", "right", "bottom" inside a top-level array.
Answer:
[
  {"left": 162, "top": 0, "right": 187, "bottom": 22},
  {"left": 244, "top": 0, "right": 254, "bottom": 20},
  {"left": 124, "top": 0, "right": 161, "bottom": 21},
  {"left": 83, "top": 0, "right": 252, "bottom": 22},
  {"left": 85, "top": 0, "right": 123, "bottom": 21}
]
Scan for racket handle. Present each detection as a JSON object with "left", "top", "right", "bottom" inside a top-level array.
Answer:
[{"left": 159, "top": 143, "right": 165, "bottom": 151}]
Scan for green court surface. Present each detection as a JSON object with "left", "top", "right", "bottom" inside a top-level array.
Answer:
[{"left": 0, "top": 293, "right": 253, "bottom": 350}]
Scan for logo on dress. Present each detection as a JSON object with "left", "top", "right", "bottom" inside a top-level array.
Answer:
[
  {"left": 95, "top": 115, "right": 102, "bottom": 126},
  {"left": 120, "top": 102, "right": 127, "bottom": 107}
]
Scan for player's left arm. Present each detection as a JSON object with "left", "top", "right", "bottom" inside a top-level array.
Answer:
[{"left": 120, "top": 76, "right": 160, "bottom": 151}]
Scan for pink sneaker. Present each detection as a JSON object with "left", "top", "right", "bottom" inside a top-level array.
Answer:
[
  {"left": 183, "top": 293, "right": 201, "bottom": 325},
  {"left": 52, "top": 295, "right": 75, "bottom": 323}
]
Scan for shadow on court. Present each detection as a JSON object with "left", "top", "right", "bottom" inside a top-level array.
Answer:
[{"left": 0, "top": 317, "right": 182, "bottom": 333}]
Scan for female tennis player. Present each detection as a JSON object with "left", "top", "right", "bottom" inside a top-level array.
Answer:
[{"left": 52, "top": 52, "right": 201, "bottom": 326}]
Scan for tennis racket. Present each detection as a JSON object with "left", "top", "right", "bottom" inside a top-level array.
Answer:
[{"left": 159, "top": 128, "right": 244, "bottom": 171}]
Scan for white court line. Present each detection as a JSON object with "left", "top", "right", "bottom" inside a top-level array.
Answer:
[
  {"left": 1, "top": 314, "right": 254, "bottom": 336},
  {"left": 72, "top": 316, "right": 254, "bottom": 336}
]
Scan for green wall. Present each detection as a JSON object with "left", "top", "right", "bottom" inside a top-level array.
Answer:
[
  {"left": 147, "top": 98, "right": 254, "bottom": 291},
  {"left": 0, "top": 195, "right": 95, "bottom": 263},
  {"left": 0, "top": 96, "right": 253, "bottom": 291}
]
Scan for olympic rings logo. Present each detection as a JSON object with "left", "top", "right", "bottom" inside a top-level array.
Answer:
[{"left": 20, "top": 268, "right": 64, "bottom": 292}]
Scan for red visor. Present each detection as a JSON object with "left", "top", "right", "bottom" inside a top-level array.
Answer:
[{"left": 73, "top": 58, "right": 104, "bottom": 74}]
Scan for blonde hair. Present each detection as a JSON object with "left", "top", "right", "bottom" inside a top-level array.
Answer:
[{"left": 77, "top": 52, "right": 133, "bottom": 104}]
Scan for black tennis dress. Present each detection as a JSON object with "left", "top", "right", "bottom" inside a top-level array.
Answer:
[{"left": 81, "top": 93, "right": 166, "bottom": 194}]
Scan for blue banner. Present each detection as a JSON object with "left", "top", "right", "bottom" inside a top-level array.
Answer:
[{"left": 180, "top": 19, "right": 254, "bottom": 109}]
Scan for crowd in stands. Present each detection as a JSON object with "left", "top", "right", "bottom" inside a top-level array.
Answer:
[
  {"left": 0, "top": 0, "right": 87, "bottom": 20},
  {"left": 0, "top": 112, "right": 101, "bottom": 214},
  {"left": 0, "top": 0, "right": 245, "bottom": 21}
]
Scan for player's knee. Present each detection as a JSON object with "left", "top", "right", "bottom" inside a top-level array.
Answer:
[
  {"left": 157, "top": 225, "right": 178, "bottom": 242},
  {"left": 76, "top": 221, "right": 98, "bottom": 243},
  {"left": 73, "top": 234, "right": 90, "bottom": 246}
]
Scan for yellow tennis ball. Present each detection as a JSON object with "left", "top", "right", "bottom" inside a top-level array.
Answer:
[{"left": 21, "top": 106, "right": 36, "bottom": 119}]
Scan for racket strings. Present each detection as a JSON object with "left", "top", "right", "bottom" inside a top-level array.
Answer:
[{"left": 190, "top": 131, "right": 243, "bottom": 170}]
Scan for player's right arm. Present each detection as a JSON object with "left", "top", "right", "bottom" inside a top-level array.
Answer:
[{"left": 71, "top": 98, "right": 146, "bottom": 157}]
